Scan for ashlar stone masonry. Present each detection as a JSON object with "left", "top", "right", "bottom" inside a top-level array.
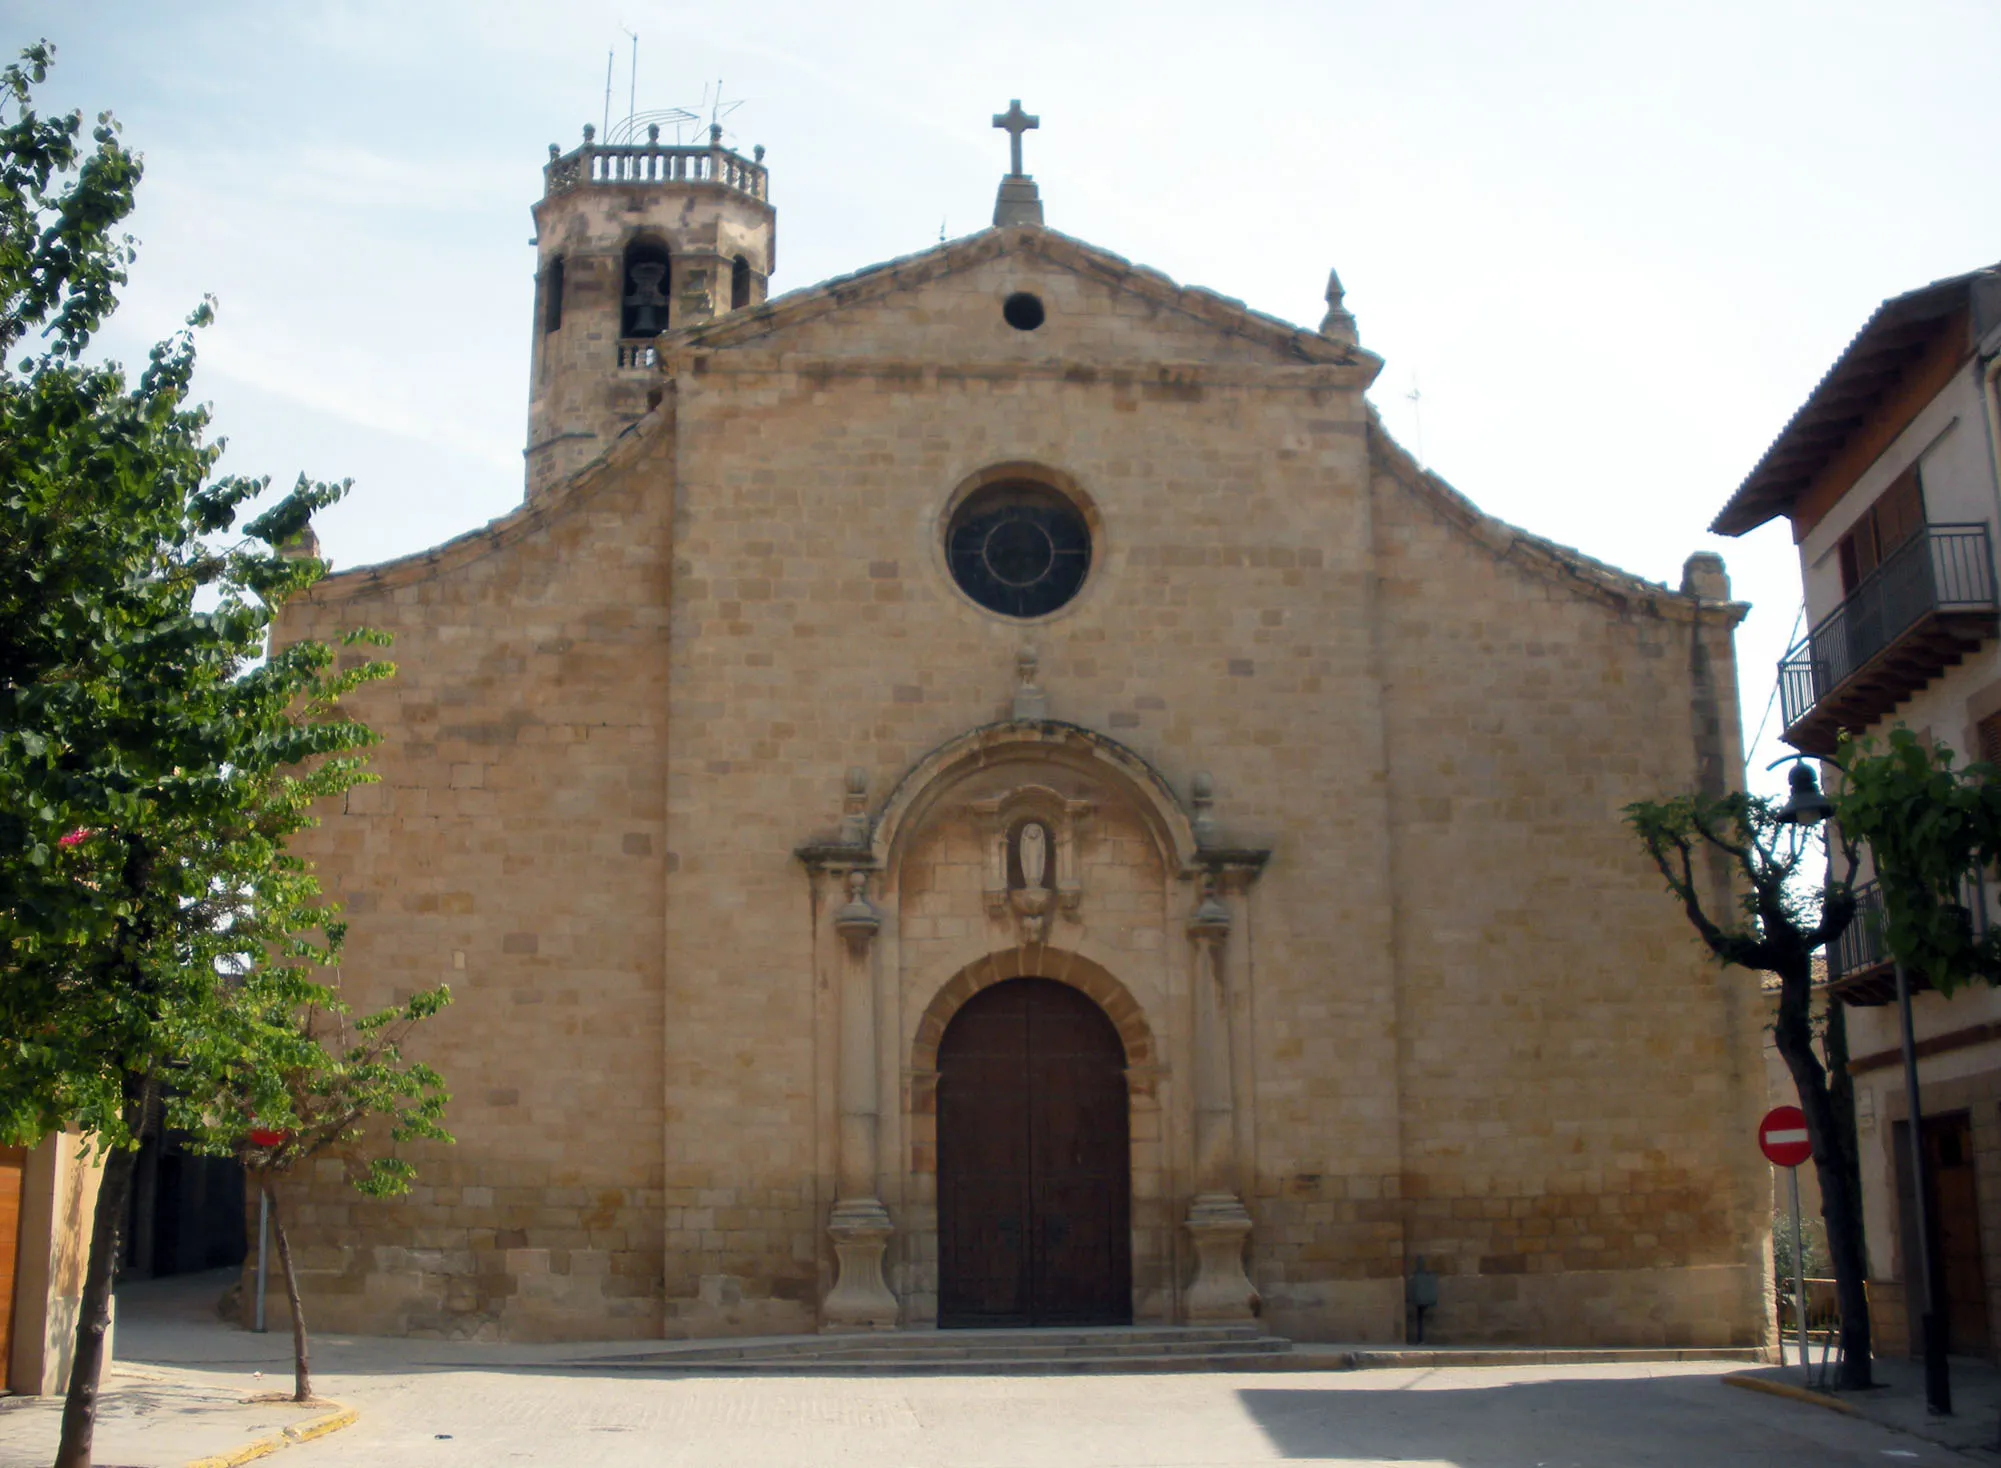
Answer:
[{"left": 267, "top": 118, "right": 1771, "bottom": 1348}]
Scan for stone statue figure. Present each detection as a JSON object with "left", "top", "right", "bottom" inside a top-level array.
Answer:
[{"left": 1019, "top": 822, "right": 1048, "bottom": 889}]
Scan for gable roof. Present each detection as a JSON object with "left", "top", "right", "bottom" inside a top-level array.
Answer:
[
  {"left": 657, "top": 224, "right": 1379, "bottom": 370},
  {"left": 1711, "top": 262, "right": 2001, "bottom": 537}
]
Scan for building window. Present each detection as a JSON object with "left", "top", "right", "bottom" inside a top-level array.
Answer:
[
  {"left": 621, "top": 240, "right": 673, "bottom": 339},
  {"left": 542, "top": 256, "right": 565, "bottom": 333},
  {"left": 946, "top": 479, "right": 1091, "bottom": 619},
  {"left": 731, "top": 255, "right": 752, "bottom": 310},
  {"left": 1977, "top": 710, "right": 2001, "bottom": 767},
  {"left": 1838, "top": 464, "right": 1924, "bottom": 595}
]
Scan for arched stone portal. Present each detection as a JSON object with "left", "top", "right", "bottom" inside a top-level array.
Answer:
[
  {"left": 936, "top": 978, "right": 1132, "bottom": 1327},
  {"left": 907, "top": 947, "right": 1163, "bottom": 1327},
  {"left": 799, "top": 718, "right": 1266, "bottom": 1332}
]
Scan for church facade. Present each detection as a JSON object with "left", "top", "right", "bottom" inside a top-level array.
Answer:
[{"left": 269, "top": 116, "right": 1773, "bottom": 1347}]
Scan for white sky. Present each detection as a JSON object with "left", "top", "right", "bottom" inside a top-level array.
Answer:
[{"left": 11, "top": 0, "right": 2001, "bottom": 792}]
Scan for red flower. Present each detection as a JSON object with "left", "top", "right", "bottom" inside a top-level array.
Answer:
[{"left": 57, "top": 829, "right": 89, "bottom": 848}]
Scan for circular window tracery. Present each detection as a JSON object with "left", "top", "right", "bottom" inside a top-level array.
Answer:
[{"left": 946, "top": 480, "right": 1091, "bottom": 619}]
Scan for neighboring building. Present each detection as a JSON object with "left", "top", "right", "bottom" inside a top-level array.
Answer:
[
  {"left": 1714, "top": 261, "right": 2001, "bottom": 1359},
  {"left": 4, "top": 1134, "right": 111, "bottom": 1394},
  {"left": 266, "top": 115, "right": 1773, "bottom": 1347}
]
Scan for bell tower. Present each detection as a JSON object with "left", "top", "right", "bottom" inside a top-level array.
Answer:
[{"left": 524, "top": 122, "right": 776, "bottom": 499}]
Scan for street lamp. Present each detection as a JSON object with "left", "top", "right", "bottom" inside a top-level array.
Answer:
[
  {"left": 1770, "top": 752, "right": 1950, "bottom": 1414},
  {"left": 1773, "top": 760, "right": 1835, "bottom": 828}
]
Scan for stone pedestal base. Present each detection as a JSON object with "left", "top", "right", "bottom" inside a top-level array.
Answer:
[
  {"left": 1184, "top": 1192, "right": 1260, "bottom": 1323},
  {"left": 822, "top": 1198, "right": 899, "bottom": 1331},
  {"left": 993, "top": 175, "right": 1044, "bottom": 228}
]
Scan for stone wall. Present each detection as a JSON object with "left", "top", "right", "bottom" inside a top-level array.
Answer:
[
  {"left": 273, "top": 430, "right": 676, "bottom": 1340},
  {"left": 267, "top": 226, "right": 1767, "bottom": 1346}
]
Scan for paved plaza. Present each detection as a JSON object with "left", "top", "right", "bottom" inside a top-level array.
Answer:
[
  {"left": 0, "top": 1355, "right": 1970, "bottom": 1468},
  {"left": 0, "top": 1275, "right": 1984, "bottom": 1467}
]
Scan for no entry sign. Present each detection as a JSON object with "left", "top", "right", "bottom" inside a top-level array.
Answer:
[{"left": 1759, "top": 1106, "right": 1812, "bottom": 1168}]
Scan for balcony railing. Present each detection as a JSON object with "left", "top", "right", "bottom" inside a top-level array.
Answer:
[
  {"left": 543, "top": 129, "right": 769, "bottom": 203},
  {"left": 1778, "top": 523, "right": 1999, "bottom": 755},
  {"left": 1825, "top": 876, "right": 1991, "bottom": 1005}
]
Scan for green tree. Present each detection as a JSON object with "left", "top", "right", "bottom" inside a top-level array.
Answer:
[
  {"left": 1625, "top": 790, "right": 1871, "bottom": 1389},
  {"left": 1836, "top": 728, "right": 2001, "bottom": 995},
  {"left": 0, "top": 44, "right": 390, "bottom": 1468},
  {"left": 227, "top": 983, "right": 452, "bottom": 1403}
]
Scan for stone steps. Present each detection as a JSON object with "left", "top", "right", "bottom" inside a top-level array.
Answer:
[{"left": 581, "top": 1324, "right": 1293, "bottom": 1375}]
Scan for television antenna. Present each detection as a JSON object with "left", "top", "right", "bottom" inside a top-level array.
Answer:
[
  {"left": 596, "top": 30, "right": 710, "bottom": 146},
  {"left": 683, "top": 78, "right": 745, "bottom": 142}
]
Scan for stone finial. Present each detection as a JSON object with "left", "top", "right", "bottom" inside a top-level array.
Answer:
[
  {"left": 280, "top": 525, "right": 322, "bottom": 562},
  {"left": 1191, "top": 771, "right": 1220, "bottom": 849},
  {"left": 647, "top": 123, "right": 661, "bottom": 144},
  {"left": 548, "top": 143, "right": 560, "bottom": 161},
  {"left": 582, "top": 123, "right": 595, "bottom": 144},
  {"left": 838, "top": 767, "right": 870, "bottom": 847},
  {"left": 1680, "top": 551, "right": 1730, "bottom": 602},
  {"left": 754, "top": 144, "right": 766, "bottom": 162},
  {"left": 1319, "top": 268, "right": 1359, "bottom": 346},
  {"left": 710, "top": 123, "right": 724, "bottom": 146},
  {"left": 1188, "top": 871, "right": 1232, "bottom": 943},
  {"left": 1012, "top": 645, "right": 1050, "bottom": 722},
  {"left": 832, "top": 869, "right": 881, "bottom": 954}
]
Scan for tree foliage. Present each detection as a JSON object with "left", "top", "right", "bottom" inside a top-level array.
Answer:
[
  {"left": 1625, "top": 788, "right": 1872, "bottom": 1389},
  {"left": 226, "top": 982, "right": 452, "bottom": 1402},
  {"left": 0, "top": 42, "right": 411, "bottom": 1468},
  {"left": 1837, "top": 728, "right": 2001, "bottom": 997}
]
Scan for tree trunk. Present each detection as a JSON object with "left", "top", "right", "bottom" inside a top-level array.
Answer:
[
  {"left": 267, "top": 1184, "right": 312, "bottom": 1402},
  {"left": 1773, "top": 968, "right": 1873, "bottom": 1389},
  {"left": 52, "top": 1128, "right": 142, "bottom": 1468}
]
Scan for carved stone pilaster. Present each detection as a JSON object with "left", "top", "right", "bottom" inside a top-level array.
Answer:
[
  {"left": 1184, "top": 1192, "right": 1260, "bottom": 1322},
  {"left": 823, "top": 1198, "right": 898, "bottom": 1330},
  {"left": 798, "top": 854, "right": 899, "bottom": 1333}
]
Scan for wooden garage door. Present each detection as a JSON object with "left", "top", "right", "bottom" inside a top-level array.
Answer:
[
  {"left": 937, "top": 979, "right": 1131, "bottom": 1328},
  {"left": 1, "top": 1145, "right": 25, "bottom": 1387}
]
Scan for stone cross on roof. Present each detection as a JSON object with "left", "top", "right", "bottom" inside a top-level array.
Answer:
[{"left": 992, "top": 99, "right": 1039, "bottom": 178}]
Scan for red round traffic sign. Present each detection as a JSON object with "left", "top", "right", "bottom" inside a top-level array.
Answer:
[{"left": 1759, "top": 1106, "right": 1812, "bottom": 1168}]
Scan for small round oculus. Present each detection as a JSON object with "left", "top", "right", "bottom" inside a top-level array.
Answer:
[
  {"left": 946, "top": 481, "right": 1091, "bottom": 618},
  {"left": 1002, "top": 292, "right": 1046, "bottom": 331}
]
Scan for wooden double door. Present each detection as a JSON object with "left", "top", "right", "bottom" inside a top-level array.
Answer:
[{"left": 937, "top": 979, "right": 1132, "bottom": 1328}]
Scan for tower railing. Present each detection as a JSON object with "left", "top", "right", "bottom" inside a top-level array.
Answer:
[{"left": 544, "top": 134, "right": 768, "bottom": 202}]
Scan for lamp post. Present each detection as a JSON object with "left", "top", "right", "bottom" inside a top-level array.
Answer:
[{"left": 1773, "top": 755, "right": 1950, "bottom": 1415}]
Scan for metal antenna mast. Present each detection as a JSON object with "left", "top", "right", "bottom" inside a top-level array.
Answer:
[
  {"left": 602, "top": 49, "right": 613, "bottom": 139},
  {"left": 623, "top": 27, "right": 638, "bottom": 138}
]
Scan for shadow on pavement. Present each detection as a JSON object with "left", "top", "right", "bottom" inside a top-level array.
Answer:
[{"left": 1236, "top": 1374, "right": 1943, "bottom": 1466}]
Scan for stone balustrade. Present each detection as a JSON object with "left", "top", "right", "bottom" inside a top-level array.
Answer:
[{"left": 544, "top": 127, "right": 769, "bottom": 202}]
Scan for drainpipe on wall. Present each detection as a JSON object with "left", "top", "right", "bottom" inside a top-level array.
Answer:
[{"left": 1979, "top": 338, "right": 2001, "bottom": 535}]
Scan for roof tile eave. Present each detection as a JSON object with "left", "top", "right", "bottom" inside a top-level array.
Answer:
[{"left": 1709, "top": 262, "right": 1999, "bottom": 538}]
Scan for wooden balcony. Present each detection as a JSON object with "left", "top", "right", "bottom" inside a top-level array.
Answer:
[{"left": 1778, "top": 523, "right": 1999, "bottom": 756}]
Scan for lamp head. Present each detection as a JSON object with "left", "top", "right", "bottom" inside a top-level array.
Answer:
[{"left": 1774, "top": 760, "right": 1835, "bottom": 827}]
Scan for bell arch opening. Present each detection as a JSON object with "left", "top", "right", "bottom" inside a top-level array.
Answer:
[{"left": 620, "top": 237, "right": 673, "bottom": 338}]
